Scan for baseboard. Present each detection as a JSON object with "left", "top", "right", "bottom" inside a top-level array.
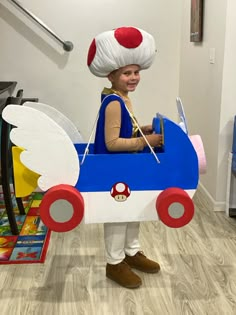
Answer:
[{"left": 194, "top": 182, "right": 225, "bottom": 212}]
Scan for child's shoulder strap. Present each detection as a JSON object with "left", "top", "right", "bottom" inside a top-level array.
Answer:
[{"left": 101, "top": 93, "right": 125, "bottom": 107}]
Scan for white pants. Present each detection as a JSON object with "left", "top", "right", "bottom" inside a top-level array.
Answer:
[{"left": 104, "top": 222, "right": 140, "bottom": 265}]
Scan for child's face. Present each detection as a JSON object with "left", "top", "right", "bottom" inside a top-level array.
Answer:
[{"left": 108, "top": 64, "right": 140, "bottom": 95}]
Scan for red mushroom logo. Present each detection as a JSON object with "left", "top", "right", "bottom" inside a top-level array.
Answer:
[{"left": 110, "top": 182, "right": 131, "bottom": 202}]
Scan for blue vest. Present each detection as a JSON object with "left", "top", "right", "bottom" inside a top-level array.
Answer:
[{"left": 94, "top": 94, "right": 133, "bottom": 154}]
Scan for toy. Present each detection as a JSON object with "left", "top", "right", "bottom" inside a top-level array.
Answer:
[{"left": 2, "top": 99, "right": 206, "bottom": 232}]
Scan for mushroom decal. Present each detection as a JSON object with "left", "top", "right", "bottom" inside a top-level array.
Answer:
[{"left": 110, "top": 182, "right": 131, "bottom": 202}]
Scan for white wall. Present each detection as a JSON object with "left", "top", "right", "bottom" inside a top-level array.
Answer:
[
  {"left": 179, "top": 0, "right": 228, "bottom": 209},
  {"left": 0, "top": 0, "right": 182, "bottom": 139},
  {"left": 218, "top": 0, "right": 236, "bottom": 205}
]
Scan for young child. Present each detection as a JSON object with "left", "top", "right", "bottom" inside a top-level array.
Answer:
[{"left": 87, "top": 27, "right": 162, "bottom": 289}]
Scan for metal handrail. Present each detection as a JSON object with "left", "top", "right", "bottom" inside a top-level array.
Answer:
[{"left": 7, "top": 0, "right": 73, "bottom": 51}]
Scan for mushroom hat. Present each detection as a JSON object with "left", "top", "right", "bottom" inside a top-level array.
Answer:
[{"left": 87, "top": 26, "right": 156, "bottom": 77}]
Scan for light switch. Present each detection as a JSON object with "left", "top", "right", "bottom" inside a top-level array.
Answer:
[{"left": 209, "top": 48, "right": 215, "bottom": 64}]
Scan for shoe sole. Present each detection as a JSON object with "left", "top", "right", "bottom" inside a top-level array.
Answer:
[{"left": 127, "top": 265, "right": 160, "bottom": 273}]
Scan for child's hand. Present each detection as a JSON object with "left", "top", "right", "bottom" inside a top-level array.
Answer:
[
  {"left": 146, "top": 134, "right": 163, "bottom": 147},
  {"left": 141, "top": 125, "right": 153, "bottom": 135}
]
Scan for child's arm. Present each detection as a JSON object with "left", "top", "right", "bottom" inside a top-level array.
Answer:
[
  {"left": 105, "top": 101, "right": 162, "bottom": 152},
  {"left": 105, "top": 101, "right": 145, "bottom": 151}
]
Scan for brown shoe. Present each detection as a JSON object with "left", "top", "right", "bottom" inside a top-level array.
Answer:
[
  {"left": 106, "top": 261, "right": 142, "bottom": 289},
  {"left": 124, "top": 251, "right": 160, "bottom": 273}
]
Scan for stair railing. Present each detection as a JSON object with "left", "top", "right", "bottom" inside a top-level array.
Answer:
[{"left": 7, "top": 0, "right": 74, "bottom": 51}]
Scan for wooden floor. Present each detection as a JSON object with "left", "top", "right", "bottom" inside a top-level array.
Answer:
[{"left": 0, "top": 193, "right": 236, "bottom": 315}]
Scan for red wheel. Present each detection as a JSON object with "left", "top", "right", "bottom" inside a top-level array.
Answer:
[
  {"left": 156, "top": 187, "right": 194, "bottom": 228},
  {"left": 40, "top": 184, "right": 84, "bottom": 232}
]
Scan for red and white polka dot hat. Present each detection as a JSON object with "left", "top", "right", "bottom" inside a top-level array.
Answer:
[{"left": 87, "top": 26, "right": 156, "bottom": 77}]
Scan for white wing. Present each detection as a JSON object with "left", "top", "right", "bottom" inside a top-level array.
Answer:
[
  {"left": 2, "top": 105, "right": 80, "bottom": 191},
  {"left": 23, "top": 102, "right": 83, "bottom": 143}
]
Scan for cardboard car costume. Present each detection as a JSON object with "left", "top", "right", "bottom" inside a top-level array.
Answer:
[{"left": 2, "top": 98, "right": 206, "bottom": 232}]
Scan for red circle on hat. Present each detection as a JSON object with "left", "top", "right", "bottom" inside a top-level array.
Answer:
[
  {"left": 87, "top": 38, "right": 96, "bottom": 66},
  {"left": 114, "top": 27, "right": 143, "bottom": 48}
]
